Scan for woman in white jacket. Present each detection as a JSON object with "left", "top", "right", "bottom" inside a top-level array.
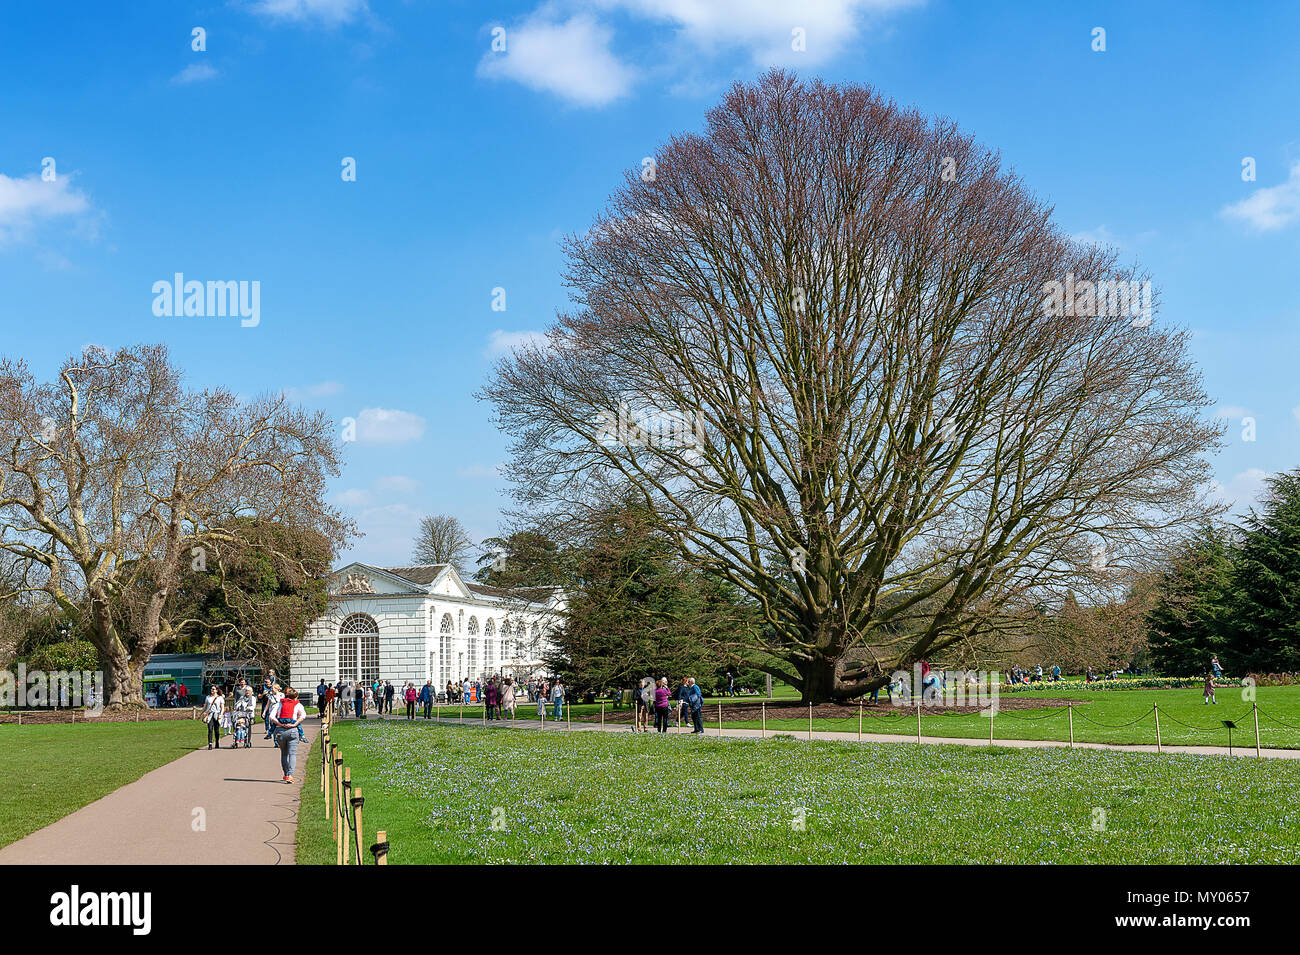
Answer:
[{"left": 204, "top": 686, "right": 225, "bottom": 749}]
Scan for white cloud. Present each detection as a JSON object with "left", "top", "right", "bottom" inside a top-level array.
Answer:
[
  {"left": 353, "top": 407, "right": 426, "bottom": 444},
  {"left": 1221, "top": 161, "right": 1300, "bottom": 232},
  {"left": 171, "top": 62, "right": 219, "bottom": 85},
  {"left": 0, "top": 172, "right": 94, "bottom": 244},
  {"left": 373, "top": 474, "right": 420, "bottom": 494},
  {"left": 486, "top": 328, "right": 549, "bottom": 356},
  {"left": 1210, "top": 468, "right": 1270, "bottom": 512},
  {"left": 479, "top": 0, "right": 921, "bottom": 105},
  {"left": 247, "top": 0, "right": 368, "bottom": 26},
  {"left": 479, "top": 11, "right": 635, "bottom": 106},
  {"left": 605, "top": 0, "right": 919, "bottom": 66}
]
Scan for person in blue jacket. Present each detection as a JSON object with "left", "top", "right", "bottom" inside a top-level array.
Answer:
[
  {"left": 418, "top": 680, "right": 434, "bottom": 718},
  {"left": 681, "top": 676, "right": 704, "bottom": 734}
]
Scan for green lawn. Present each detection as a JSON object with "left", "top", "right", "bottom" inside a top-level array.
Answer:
[
  {"left": 397, "top": 685, "right": 1300, "bottom": 749},
  {"left": 0, "top": 721, "right": 201, "bottom": 848},
  {"left": 722, "top": 684, "right": 1300, "bottom": 748},
  {"left": 298, "top": 719, "right": 1300, "bottom": 864}
]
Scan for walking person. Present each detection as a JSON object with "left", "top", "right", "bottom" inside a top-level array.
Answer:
[
  {"left": 269, "top": 687, "right": 306, "bottom": 783},
  {"left": 316, "top": 678, "right": 329, "bottom": 716},
  {"left": 385, "top": 680, "right": 396, "bottom": 715},
  {"left": 536, "top": 681, "right": 547, "bottom": 719},
  {"left": 404, "top": 682, "right": 418, "bottom": 720},
  {"left": 354, "top": 682, "right": 365, "bottom": 719},
  {"left": 551, "top": 678, "right": 565, "bottom": 721},
  {"left": 1211, "top": 655, "right": 1223, "bottom": 680},
  {"left": 204, "top": 684, "right": 225, "bottom": 749},
  {"left": 653, "top": 677, "right": 670, "bottom": 733},
  {"left": 1203, "top": 670, "right": 1218, "bottom": 704}
]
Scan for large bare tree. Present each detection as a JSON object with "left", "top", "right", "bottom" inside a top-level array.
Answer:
[
  {"left": 484, "top": 71, "right": 1223, "bottom": 703},
  {"left": 0, "top": 345, "right": 354, "bottom": 707}
]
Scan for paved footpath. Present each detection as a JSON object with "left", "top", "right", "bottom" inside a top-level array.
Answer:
[
  {"left": 359, "top": 708, "right": 1300, "bottom": 759},
  {"left": 0, "top": 716, "right": 318, "bottom": 865}
]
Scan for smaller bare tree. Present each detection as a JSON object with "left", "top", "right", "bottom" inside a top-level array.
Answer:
[{"left": 411, "top": 514, "right": 473, "bottom": 572}]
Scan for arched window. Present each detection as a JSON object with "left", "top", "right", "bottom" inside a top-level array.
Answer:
[
  {"left": 338, "top": 614, "right": 379, "bottom": 683},
  {"left": 484, "top": 619, "right": 495, "bottom": 673},
  {"left": 500, "top": 621, "right": 512, "bottom": 662},
  {"left": 439, "top": 613, "right": 454, "bottom": 686}
]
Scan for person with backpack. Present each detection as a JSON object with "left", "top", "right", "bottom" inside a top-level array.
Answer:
[
  {"left": 316, "top": 678, "right": 329, "bottom": 716},
  {"left": 269, "top": 687, "right": 306, "bottom": 783}
]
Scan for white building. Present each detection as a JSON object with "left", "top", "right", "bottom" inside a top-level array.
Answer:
[{"left": 289, "top": 562, "right": 564, "bottom": 691}]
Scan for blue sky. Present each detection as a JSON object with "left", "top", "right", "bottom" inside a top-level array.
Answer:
[{"left": 1, "top": 0, "right": 1297, "bottom": 565}]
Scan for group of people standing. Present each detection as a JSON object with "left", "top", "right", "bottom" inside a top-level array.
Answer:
[{"left": 631, "top": 676, "right": 704, "bottom": 734}]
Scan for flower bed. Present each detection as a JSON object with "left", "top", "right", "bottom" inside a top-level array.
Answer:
[{"left": 1000, "top": 676, "right": 1204, "bottom": 693}]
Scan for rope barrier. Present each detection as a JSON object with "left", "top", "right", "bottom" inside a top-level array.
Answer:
[
  {"left": 1157, "top": 708, "right": 1252, "bottom": 731},
  {"left": 1071, "top": 709, "right": 1153, "bottom": 728}
]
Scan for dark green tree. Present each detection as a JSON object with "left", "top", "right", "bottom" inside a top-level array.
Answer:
[
  {"left": 546, "top": 503, "right": 756, "bottom": 693},
  {"left": 1145, "top": 527, "right": 1235, "bottom": 676},
  {"left": 1226, "top": 471, "right": 1300, "bottom": 673}
]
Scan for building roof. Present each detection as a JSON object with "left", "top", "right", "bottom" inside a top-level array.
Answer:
[{"left": 380, "top": 564, "right": 449, "bottom": 585}]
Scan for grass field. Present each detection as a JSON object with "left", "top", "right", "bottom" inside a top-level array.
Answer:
[
  {"left": 726, "top": 685, "right": 1300, "bottom": 749},
  {"left": 388, "top": 684, "right": 1300, "bottom": 749},
  {"left": 299, "top": 719, "right": 1300, "bottom": 864},
  {"left": 0, "top": 721, "right": 200, "bottom": 848}
]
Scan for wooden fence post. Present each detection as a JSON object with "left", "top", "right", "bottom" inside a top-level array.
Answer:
[
  {"left": 808, "top": 704, "right": 813, "bottom": 741},
  {"left": 858, "top": 701, "right": 863, "bottom": 741},
  {"left": 374, "top": 830, "right": 389, "bottom": 865},
  {"left": 353, "top": 787, "right": 364, "bottom": 866},
  {"left": 761, "top": 701, "right": 765, "bottom": 738},
  {"left": 601, "top": 702, "right": 604, "bottom": 729},
  {"left": 1154, "top": 703, "right": 1161, "bottom": 753},
  {"left": 1068, "top": 704, "right": 1074, "bottom": 748},
  {"left": 916, "top": 702, "right": 922, "bottom": 744},
  {"left": 719, "top": 703, "right": 724, "bottom": 736},
  {"left": 341, "top": 768, "right": 351, "bottom": 865}
]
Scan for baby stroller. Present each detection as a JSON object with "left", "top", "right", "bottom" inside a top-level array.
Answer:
[{"left": 233, "top": 711, "right": 253, "bottom": 748}]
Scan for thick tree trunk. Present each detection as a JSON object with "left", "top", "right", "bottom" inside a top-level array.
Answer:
[
  {"left": 100, "top": 646, "right": 145, "bottom": 708},
  {"left": 89, "top": 595, "right": 147, "bottom": 708}
]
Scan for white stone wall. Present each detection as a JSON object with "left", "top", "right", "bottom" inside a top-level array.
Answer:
[{"left": 291, "top": 587, "right": 562, "bottom": 688}]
